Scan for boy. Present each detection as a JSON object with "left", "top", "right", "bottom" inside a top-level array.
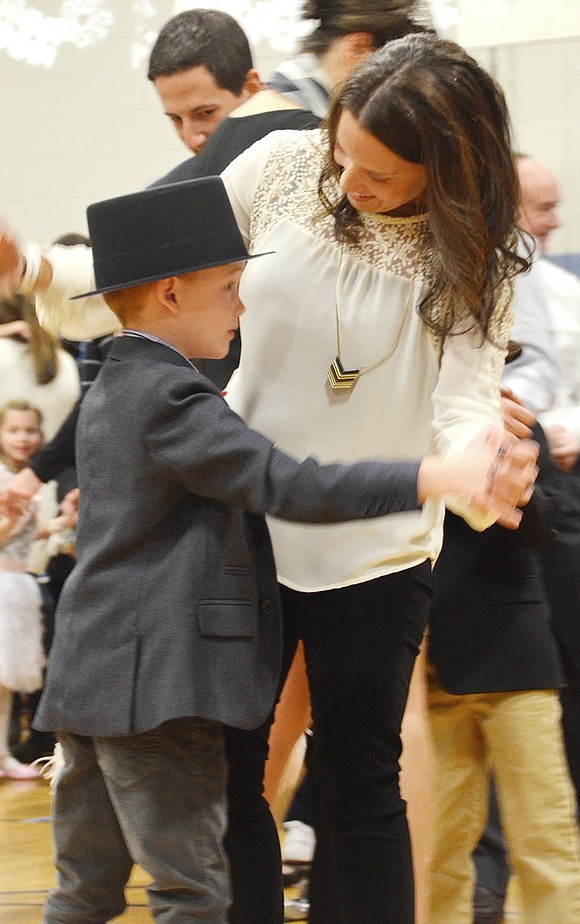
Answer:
[
  {"left": 33, "top": 177, "right": 536, "bottom": 923},
  {"left": 427, "top": 407, "right": 580, "bottom": 924}
]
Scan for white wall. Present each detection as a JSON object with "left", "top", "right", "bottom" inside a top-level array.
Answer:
[
  {"left": 457, "top": 0, "right": 580, "bottom": 47},
  {"left": 468, "top": 35, "right": 580, "bottom": 259},
  {"left": 0, "top": 1, "right": 579, "bottom": 262},
  {"left": 1, "top": 4, "right": 175, "bottom": 244},
  {"left": 0, "top": 1, "right": 304, "bottom": 244}
]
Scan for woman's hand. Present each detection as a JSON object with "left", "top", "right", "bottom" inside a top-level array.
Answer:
[
  {"left": 0, "top": 226, "right": 24, "bottom": 297},
  {"left": 37, "top": 489, "right": 79, "bottom": 539},
  {"left": 500, "top": 387, "right": 535, "bottom": 439}
]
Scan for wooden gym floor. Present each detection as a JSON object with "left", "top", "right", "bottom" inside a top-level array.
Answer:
[
  {"left": 0, "top": 775, "right": 150, "bottom": 924},
  {"left": 0, "top": 774, "right": 523, "bottom": 923}
]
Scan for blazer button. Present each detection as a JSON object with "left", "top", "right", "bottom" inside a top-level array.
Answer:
[{"left": 260, "top": 600, "right": 277, "bottom": 616}]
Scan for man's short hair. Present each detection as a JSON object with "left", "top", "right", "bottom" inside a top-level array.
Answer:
[{"left": 147, "top": 9, "right": 254, "bottom": 95}]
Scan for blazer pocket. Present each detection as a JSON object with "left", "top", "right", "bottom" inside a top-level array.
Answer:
[{"left": 198, "top": 601, "right": 257, "bottom": 638}]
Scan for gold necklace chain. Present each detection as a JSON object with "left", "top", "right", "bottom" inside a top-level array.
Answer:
[{"left": 326, "top": 250, "right": 414, "bottom": 392}]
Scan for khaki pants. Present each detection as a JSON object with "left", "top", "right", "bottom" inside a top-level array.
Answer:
[{"left": 427, "top": 676, "right": 580, "bottom": 924}]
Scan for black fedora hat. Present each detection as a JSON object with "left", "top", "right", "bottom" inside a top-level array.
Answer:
[{"left": 72, "top": 176, "right": 269, "bottom": 299}]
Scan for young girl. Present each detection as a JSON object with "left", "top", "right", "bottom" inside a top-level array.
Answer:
[{"left": 0, "top": 398, "right": 47, "bottom": 780}]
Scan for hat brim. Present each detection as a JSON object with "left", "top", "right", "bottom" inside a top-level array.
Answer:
[{"left": 70, "top": 250, "right": 273, "bottom": 300}]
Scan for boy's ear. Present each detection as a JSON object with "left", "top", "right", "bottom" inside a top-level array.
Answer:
[{"left": 154, "top": 277, "right": 179, "bottom": 313}]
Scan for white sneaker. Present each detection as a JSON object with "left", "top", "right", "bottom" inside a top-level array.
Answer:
[{"left": 282, "top": 819, "right": 316, "bottom": 864}]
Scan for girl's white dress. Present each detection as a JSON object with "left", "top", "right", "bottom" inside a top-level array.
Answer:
[{"left": 0, "top": 463, "right": 45, "bottom": 693}]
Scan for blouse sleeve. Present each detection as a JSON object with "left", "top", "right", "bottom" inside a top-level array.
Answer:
[
  {"left": 221, "top": 131, "right": 289, "bottom": 249},
  {"left": 35, "top": 244, "right": 119, "bottom": 340},
  {"left": 432, "top": 282, "right": 513, "bottom": 530}
]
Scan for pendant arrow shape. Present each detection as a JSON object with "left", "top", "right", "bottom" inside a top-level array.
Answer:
[{"left": 327, "top": 356, "right": 361, "bottom": 391}]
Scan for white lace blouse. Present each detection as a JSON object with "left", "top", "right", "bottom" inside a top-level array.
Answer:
[
  {"left": 222, "top": 129, "right": 511, "bottom": 591},
  {"left": 35, "top": 128, "right": 512, "bottom": 592}
]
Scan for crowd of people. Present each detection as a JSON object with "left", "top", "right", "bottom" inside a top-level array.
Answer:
[{"left": 0, "top": 4, "right": 578, "bottom": 924}]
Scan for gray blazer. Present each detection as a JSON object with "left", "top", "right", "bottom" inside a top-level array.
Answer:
[{"left": 35, "top": 336, "right": 420, "bottom": 737}]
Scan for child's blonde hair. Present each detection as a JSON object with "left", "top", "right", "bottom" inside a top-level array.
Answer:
[{"left": 0, "top": 399, "right": 44, "bottom": 471}]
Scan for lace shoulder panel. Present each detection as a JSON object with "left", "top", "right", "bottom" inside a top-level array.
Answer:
[
  {"left": 250, "top": 129, "right": 434, "bottom": 283},
  {"left": 488, "top": 277, "right": 515, "bottom": 383},
  {"left": 250, "top": 130, "right": 514, "bottom": 365}
]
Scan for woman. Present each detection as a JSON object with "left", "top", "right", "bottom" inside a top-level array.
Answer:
[{"left": 220, "top": 34, "right": 528, "bottom": 924}]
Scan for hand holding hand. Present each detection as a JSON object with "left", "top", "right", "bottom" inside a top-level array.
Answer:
[{"left": 450, "top": 428, "right": 539, "bottom": 529}]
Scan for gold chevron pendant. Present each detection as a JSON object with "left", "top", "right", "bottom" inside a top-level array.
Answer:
[{"left": 326, "top": 356, "right": 361, "bottom": 391}]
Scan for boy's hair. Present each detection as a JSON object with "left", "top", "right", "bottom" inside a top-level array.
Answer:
[
  {"left": 147, "top": 10, "right": 254, "bottom": 95},
  {"left": 103, "top": 284, "right": 150, "bottom": 326}
]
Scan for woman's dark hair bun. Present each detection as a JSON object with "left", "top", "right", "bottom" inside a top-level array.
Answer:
[{"left": 301, "top": 1, "right": 416, "bottom": 26}]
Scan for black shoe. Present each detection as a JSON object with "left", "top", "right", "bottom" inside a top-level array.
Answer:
[
  {"left": 12, "top": 731, "right": 56, "bottom": 764},
  {"left": 473, "top": 886, "right": 505, "bottom": 924}
]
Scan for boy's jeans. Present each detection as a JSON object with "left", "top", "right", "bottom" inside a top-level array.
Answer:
[{"left": 44, "top": 716, "right": 229, "bottom": 924}]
